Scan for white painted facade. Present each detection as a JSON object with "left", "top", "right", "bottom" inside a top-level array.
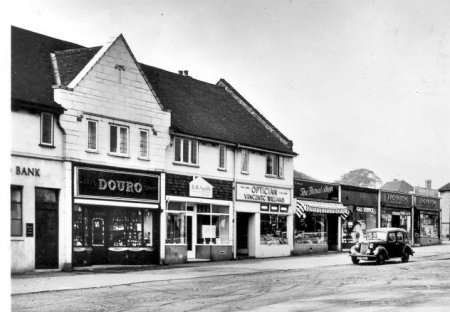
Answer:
[{"left": 441, "top": 191, "right": 450, "bottom": 240}]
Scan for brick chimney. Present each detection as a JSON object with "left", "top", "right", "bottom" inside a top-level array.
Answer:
[{"left": 425, "top": 179, "right": 432, "bottom": 189}]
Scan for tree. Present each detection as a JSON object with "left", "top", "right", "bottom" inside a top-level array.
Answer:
[{"left": 336, "top": 168, "right": 382, "bottom": 188}]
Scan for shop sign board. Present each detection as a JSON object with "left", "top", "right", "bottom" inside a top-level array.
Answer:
[
  {"left": 76, "top": 167, "right": 159, "bottom": 202},
  {"left": 415, "top": 196, "right": 439, "bottom": 211},
  {"left": 355, "top": 207, "right": 376, "bottom": 214},
  {"left": 414, "top": 186, "right": 439, "bottom": 198},
  {"left": 237, "top": 183, "right": 291, "bottom": 205},
  {"left": 381, "top": 191, "right": 412, "bottom": 207},
  {"left": 294, "top": 180, "right": 338, "bottom": 201},
  {"left": 26, "top": 223, "right": 34, "bottom": 237},
  {"left": 189, "top": 176, "right": 213, "bottom": 198}
]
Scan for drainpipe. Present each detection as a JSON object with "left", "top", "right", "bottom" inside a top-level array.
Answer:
[
  {"left": 232, "top": 144, "right": 238, "bottom": 259},
  {"left": 337, "top": 185, "right": 342, "bottom": 252}
]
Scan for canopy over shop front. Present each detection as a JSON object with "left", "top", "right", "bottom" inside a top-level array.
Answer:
[{"left": 296, "top": 199, "right": 349, "bottom": 218}]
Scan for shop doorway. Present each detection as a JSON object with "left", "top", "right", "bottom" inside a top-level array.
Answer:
[
  {"left": 236, "top": 212, "right": 250, "bottom": 257},
  {"left": 327, "top": 214, "right": 338, "bottom": 251},
  {"left": 391, "top": 215, "right": 401, "bottom": 228},
  {"left": 35, "top": 188, "right": 59, "bottom": 269},
  {"left": 186, "top": 213, "right": 196, "bottom": 259}
]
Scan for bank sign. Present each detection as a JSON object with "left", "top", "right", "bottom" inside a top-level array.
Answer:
[
  {"left": 381, "top": 191, "right": 412, "bottom": 208},
  {"left": 236, "top": 183, "right": 291, "bottom": 204},
  {"left": 76, "top": 167, "right": 159, "bottom": 202},
  {"left": 294, "top": 180, "right": 338, "bottom": 201}
]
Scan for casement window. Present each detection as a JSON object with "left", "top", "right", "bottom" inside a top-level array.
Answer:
[
  {"left": 174, "top": 137, "right": 198, "bottom": 165},
  {"left": 139, "top": 129, "right": 149, "bottom": 159},
  {"left": 87, "top": 120, "right": 98, "bottom": 151},
  {"left": 218, "top": 145, "right": 226, "bottom": 170},
  {"left": 241, "top": 149, "right": 249, "bottom": 174},
  {"left": 40, "top": 112, "right": 54, "bottom": 146},
  {"left": 110, "top": 124, "right": 129, "bottom": 155},
  {"left": 11, "top": 186, "right": 23, "bottom": 236},
  {"left": 266, "top": 154, "right": 284, "bottom": 178}
]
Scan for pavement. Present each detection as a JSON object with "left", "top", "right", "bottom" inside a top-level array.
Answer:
[{"left": 11, "top": 241, "right": 450, "bottom": 295}]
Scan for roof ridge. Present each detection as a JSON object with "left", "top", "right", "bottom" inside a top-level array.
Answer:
[
  {"left": 12, "top": 25, "right": 85, "bottom": 49},
  {"left": 54, "top": 46, "right": 101, "bottom": 55}
]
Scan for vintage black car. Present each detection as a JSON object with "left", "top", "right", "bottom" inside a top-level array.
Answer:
[{"left": 349, "top": 227, "right": 414, "bottom": 265}]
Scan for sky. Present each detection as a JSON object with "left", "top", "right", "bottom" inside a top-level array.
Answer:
[{"left": 5, "top": 0, "right": 450, "bottom": 189}]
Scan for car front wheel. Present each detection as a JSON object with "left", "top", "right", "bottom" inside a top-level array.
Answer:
[
  {"left": 376, "top": 253, "right": 385, "bottom": 265},
  {"left": 351, "top": 257, "right": 360, "bottom": 265},
  {"left": 402, "top": 251, "right": 410, "bottom": 263}
]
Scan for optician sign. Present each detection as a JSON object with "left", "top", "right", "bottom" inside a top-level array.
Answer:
[
  {"left": 236, "top": 183, "right": 291, "bottom": 204},
  {"left": 76, "top": 167, "right": 159, "bottom": 202}
]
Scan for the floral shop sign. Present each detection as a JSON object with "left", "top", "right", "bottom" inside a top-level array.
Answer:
[
  {"left": 75, "top": 167, "right": 159, "bottom": 202},
  {"left": 294, "top": 180, "right": 338, "bottom": 201},
  {"left": 380, "top": 191, "right": 412, "bottom": 208},
  {"left": 236, "top": 183, "right": 291, "bottom": 205}
]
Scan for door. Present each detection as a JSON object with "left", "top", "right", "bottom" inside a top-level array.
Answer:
[
  {"left": 186, "top": 208, "right": 196, "bottom": 259},
  {"left": 35, "top": 188, "right": 59, "bottom": 269},
  {"left": 236, "top": 213, "right": 250, "bottom": 256},
  {"left": 327, "top": 214, "right": 338, "bottom": 251}
]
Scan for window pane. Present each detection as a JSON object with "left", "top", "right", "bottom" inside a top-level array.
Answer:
[
  {"left": 219, "top": 145, "right": 225, "bottom": 168},
  {"left": 140, "top": 130, "right": 148, "bottom": 157},
  {"left": 197, "top": 214, "right": 213, "bottom": 244},
  {"left": 119, "top": 127, "right": 128, "bottom": 154},
  {"left": 143, "top": 210, "right": 153, "bottom": 246},
  {"left": 212, "top": 205, "right": 229, "bottom": 214},
  {"left": 197, "top": 204, "right": 211, "bottom": 214},
  {"left": 11, "top": 203, "right": 22, "bottom": 219},
  {"left": 278, "top": 156, "right": 284, "bottom": 177},
  {"left": 166, "top": 213, "right": 186, "bottom": 244},
  {"left": 41, "top": 113, "right": 53, "bottom": 144},
  {"left": 11, "top": 220, "right": 22, "bottom": 236},
  {"left": 174, "top": 137, "right": 181, "bottom": 162},
  {"left": 36, "top": 188, "right": 57, "bottom": 203},
  {"left": 260, "top": 214, "right": 288, "bottom": 245},
  {"left": 182, "top": 139, "right": 189, "bottom": 163},
  {"left": 294, "top": 213, "right": 327, "bottom": 245},
  {"left": 11, "top": 188, "right": 21, "bottom": 202},
  {"left": 273, "top": 155, "right": 279, "bottom": 176},
  {"left": 266, "top": 154, "right": 273, "bottom": 175},
  {"left": 110, "top": 126, "right": 117, "bottom": 152},
  {"left": 88, "top": 121, "right": 97, "bottom": 150},
  {"left": 242, "top": 150, "right": 248, "bottom": 172},
  {"left": 168, "top": 201, "right": 186, "bottom": 211},
  {"left": 217, "top": 215, "right": 230, "bottom": 244},
  {"left": 191, "top": 140, "right": 198, "bottom": 164}
]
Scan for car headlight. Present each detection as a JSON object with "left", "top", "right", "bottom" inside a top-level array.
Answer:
[
  {"left": 369, "top": 243, "right": 374, "bottom": 249},
  {"left": 355, "top": 243, "right": 360, "bottom": 248}
]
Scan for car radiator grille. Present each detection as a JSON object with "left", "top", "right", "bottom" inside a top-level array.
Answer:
[{"left": 360, "top": 243, "right": 368, "bottom": 254}]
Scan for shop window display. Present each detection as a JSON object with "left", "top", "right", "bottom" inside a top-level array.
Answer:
[
  {"left": 343, "top": 210, "right": 377, "bottom": 243},
  {"left": 260, "top": 214, "right": 288, "bottom": 245},
  {"left": 420, "top": 213, "right": 439, "bottom": 238},
  {"left": 294, "top": 213, "right": 327, "bottom": 245},
  {"left": 197, "top": 204, "right": 230, "bottom": 245},
  {"left": 166, "top": 202, "right": 186, "bottom": 244}
]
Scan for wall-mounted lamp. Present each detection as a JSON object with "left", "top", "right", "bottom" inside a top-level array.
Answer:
[{"left": 76, "top": 114, "right": 84, "bottom": 122}]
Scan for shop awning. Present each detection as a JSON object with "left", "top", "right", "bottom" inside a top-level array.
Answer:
[{"left": 296, "top": 199, "right": 349, "bottom": 219}]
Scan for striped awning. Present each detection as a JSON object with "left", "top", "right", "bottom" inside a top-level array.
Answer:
[{"left": 296, "top": 199, "right": 349, "bottom": 219}]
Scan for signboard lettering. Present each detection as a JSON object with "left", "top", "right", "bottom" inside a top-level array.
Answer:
[
  {"left": 237, "top": 183, "right": 291, "bottom": 204},
  {"left": 76, "top": 167, "right": 159, "bottom": 202},
  {"left": 26, "top": 223, "right": 34, "bottom": 237},
  {"left": 381, "top": 191, "right": 412, "bottom": 207},
  {"left": 415, "top": 196, "right": 439, "bottom": 210},
  {"left": 15, "top": 166, "right": 40, "bottom": 177},
  {"left": 414, "top": 187, "right": 439, "bottom": 198},
  {"left": 189, "top": 177, "right": 213, "bottom": 198},
  {"left": 356, "top": 207, "right": 375, "bottom": 214},
  {"left": 294, "top": 180, "right": 338, "bottom": 201}
]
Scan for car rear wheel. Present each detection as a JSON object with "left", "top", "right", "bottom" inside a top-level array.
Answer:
[
  {"left": 351, "top": 257, "right": 360, "bottom": 265},
  {"left": 376, "top": 253, "right": 385, "bottom": 265},
  {"left": 402, "top": 251, "right": 410, "bottom": 263}
]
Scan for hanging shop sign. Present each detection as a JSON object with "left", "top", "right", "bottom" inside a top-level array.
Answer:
[
  {"left": 381, "top": 191, "right": 412, "bottom": 208},
  {"left": 414, "top": 187, "right": 439, "bottom": 198},
  {"left": 415, "top": 196, "right": 439, "bottom": 211},
  {"left": 355, "top": 207, "right": 376, "bottom": 214},
  {"left": 237, "top": 183, "right": 291, "bottom": 205},
  {"left": 294, "top": 180, "right": 338, "bottom": 201},
  {"left": 76, "top": 167, "right": 159, "bottom": 202},
  {"left": 189, "top": 176, "right": 213, "bottom": 198}
]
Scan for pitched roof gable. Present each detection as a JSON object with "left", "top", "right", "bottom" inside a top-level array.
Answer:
[
  {"left": 439, "top": 182, "right": 450, "bottom": 192},
  {"left": 381, "top": 180, "right": 414, "bottom": 193},
  {"left": 141, "top": 65, "right": 296, "bottom": 155}
]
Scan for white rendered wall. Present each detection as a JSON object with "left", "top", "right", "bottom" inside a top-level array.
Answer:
[{"left": 441, "top": 192, "right": 450, "bottom": 240}]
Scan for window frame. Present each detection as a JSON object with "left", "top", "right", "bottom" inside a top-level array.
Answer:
[
  {"left": 266, "top": 153, "right": 284, "bottom": 178},
  {"left": 241, "top": 149, "right": 249, "bottom": 174},
  {"left": 138, "top": 129, "right": 149, "bottom": 160},
  {"left": 11, "top": 185, "right": 23, "bottom": 237},
  {"left": 40, "top": 112, "right": 54, "bottom": 146},
  {"left": 109, "top": 124, "right": 130, "bottom": 156},
  {"left": 173, "top": 137, "right": 199, "bottom": 166},
  {"left": 86, "top": 119, "right": 98, "bottom": 152},
  {"left": 218, "top": 145, "right": 227, "bottom": 170}
]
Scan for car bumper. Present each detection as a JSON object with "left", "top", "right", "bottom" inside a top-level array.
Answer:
[{"left": 349, "top": 254, "right": 377, "bottom": 261}]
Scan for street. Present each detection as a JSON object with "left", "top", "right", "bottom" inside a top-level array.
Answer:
[{"left": 11, "top": 244, "right": 450, "bottom": 312}]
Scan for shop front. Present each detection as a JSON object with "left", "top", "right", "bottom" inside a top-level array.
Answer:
[
  {"left": 235, "top": 183, "right": 292, "bottom": 258},
  {"left": 380, "top": 191, "right": 413, "bottom": 241},
  {"left": 294, "top": 180, "right": 348, "bottom": 255},
  {"left": 341, "top": 185, "right": 379, "bottom": 249},
  {"left": 164, "top": 174, "right": 233, "bottom": 264},
  {"left": 72, "top": 166, "right": 160, "bottom": 266},
  {"left": 413, "top": 187, "right": 440, "bottom": 246}
]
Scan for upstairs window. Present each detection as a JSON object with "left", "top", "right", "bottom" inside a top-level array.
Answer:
[
  {"left": 241, "top": 149, "right": 249, "bottom": 174},
  {"left": 139, "top": 129, "right": 149, "bottom": 159},
  {"left": 174, "top": 137, "right": 198, "bottom": 165},
  {"left": 40, "top": 112, "right": 54, "bottom": 146},
  {"left": 110, "top": 124, "right": 129, "bottom": 155},
  {"left": 266, "top": 154, "right": 284, "bottom": 178},
  {"left": 11, "top": 186, "right": 23, "bottom": 236},
  {"left": 218, "top": 145, "right": 226, "bottom": 170},
  {"left": 87, "top": 120, "right": 98, "bottom": 151}
]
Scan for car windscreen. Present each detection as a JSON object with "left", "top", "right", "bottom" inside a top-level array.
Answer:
[{"left": 366, "top": 231, "right": 387, "bottom": 241}]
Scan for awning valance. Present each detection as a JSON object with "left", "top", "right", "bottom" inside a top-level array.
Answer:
[{"left": 296, "top": 199, "right": 349, "bottom": 219}]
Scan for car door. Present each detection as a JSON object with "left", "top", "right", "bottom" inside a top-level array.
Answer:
[
  {"left": 385, "top": 232, "right": 397, "bottom": 259},
  {"left": 395, "top": 231, "right": 406, "bottom": 257}
]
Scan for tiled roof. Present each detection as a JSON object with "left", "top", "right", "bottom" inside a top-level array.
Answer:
[
  {"left": 381, "top": 180, "right": 414, "bottom": 193},
  {"left": 293, "top": 170, "right": 316, "bottom": 181},
  {"left": 439, "top": 182, "right": 450, "bottom": 192},
  {"left": 12, "top": 26, "right": 295, "bottom": 155},
  {"left": 11, "top": 26, "right": 83, "bottom": 111},
  {"left": 140, "top": 64, "right": 295, "bottom": 154},
  {"left": 53, "top": 47, "right": 101, "bottom": 86}
]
